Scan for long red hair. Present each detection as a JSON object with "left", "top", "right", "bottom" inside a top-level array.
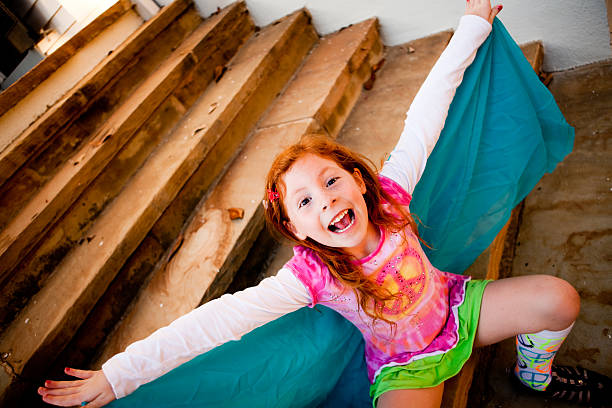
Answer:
[{"left": 264, "top": 133, "right": 422, "bottom": 326}]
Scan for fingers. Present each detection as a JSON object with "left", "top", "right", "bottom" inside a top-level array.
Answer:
[
  {"left": 40, "top": 392, "right": 85, "bottom": 407},
  {"left": 39, "top": 385, "right": 81, "bottom": 396},
  {"left": 41, "top": 390, "right": 113, "bottom": 408},
  {"left": 39, "top": 369, "right": 115, "bottom": 407},
  {"left": 465, "top": 0, "right": 503, "bottom": 23},
  {"left": 65, "top": 367, "right": 95, "bottom": 379},
  {"left": 40, "top": 388, "right": 106, "bottom": 407},
  {"left": 488, "top": 4, "right": 503, "bottom": 24},
  {"left": 43, "top": 379, "right": 84, "bottom": 389}
]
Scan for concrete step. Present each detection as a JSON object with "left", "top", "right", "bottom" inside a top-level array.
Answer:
[
  {"left": 0, "top": 2, "right": 249, "bottom": 286},
  {"left": 0, "top": 1, "right": 253, "bottom": 404},
  {"left": 91, "top": 16, "right": 381, "bottom": 369},
  {"left": 0, "top": 0, "right": 190, "bottom": 188}
]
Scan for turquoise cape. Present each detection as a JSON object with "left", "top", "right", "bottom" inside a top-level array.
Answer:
[{"left": 109, "top": 18, "right": 574, "bottom": 407}]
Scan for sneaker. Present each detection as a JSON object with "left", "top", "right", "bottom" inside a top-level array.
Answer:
[{"left": 512, "top": 364, "right": 612, "bottom": 407}]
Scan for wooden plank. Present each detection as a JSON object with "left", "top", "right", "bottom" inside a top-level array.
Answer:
[
  {"left": 0, "top": 0, "right": 191, "bottom": 188},
  {"left": 94, "top": 17, "right": 382, "bottom": 364},
  {"left": 0, "top": 3, "right": 248, "bottom": 285},
  {"left": 0, "top": 0, "right": 133, "bottom": 118}
]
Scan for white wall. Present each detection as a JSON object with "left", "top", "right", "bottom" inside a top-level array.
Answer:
[{"left": 192, "top": 0, "right": 611, "bottom": 72}]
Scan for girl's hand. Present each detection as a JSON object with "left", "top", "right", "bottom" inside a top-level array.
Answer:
[
  {"left": 38, "top": 367, "right": 116, "bottom": 407},
  {"left": 465, "top": 0, "right": 503, "bottom": 24}
]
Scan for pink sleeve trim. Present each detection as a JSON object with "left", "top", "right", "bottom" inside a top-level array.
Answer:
[
  {"left": 379, "top": 174, "right": 413, "bottom": 206},
  {"left": 285, "top": 263, "right": 319, "bottom": 308}
]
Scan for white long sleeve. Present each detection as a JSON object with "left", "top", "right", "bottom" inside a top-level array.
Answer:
[
  {"left": 101, "top": 268, "right": 312, "bottom": 399},
  {"left": 380, "top": 15, "right": 492, "bottom": 194}
]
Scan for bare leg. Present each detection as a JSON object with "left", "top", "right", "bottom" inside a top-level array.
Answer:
[
  {"left": 474, "top": 275, "right": 580, "bottom": 348},
  {"left": 376, "top": 383, "right": 444, "bottom": 408}
]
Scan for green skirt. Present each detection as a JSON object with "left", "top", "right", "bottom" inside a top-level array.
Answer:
[{"left": 370, "top": 279, "right": 491, "bottom": 405}]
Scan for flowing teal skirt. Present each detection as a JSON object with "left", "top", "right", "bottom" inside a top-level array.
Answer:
[{"left": 109, "top": 18, "right": 574, "bottom": 407}]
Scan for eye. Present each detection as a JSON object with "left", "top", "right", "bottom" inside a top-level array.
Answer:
[
  {"left": 299, "top": 197, "right": 311, "bottom": 208},
  {"left": 326, "top": 177, "right": 339, "bottom": 187}
]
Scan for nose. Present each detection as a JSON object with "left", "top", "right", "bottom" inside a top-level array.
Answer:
[{"left": 322, "top": 196, "right": 336, "bottom": 211}]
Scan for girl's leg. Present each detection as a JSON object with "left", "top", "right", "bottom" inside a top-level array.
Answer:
[
  {"left": 376, "top": 383, "right": 444, "bottom": 408},
  {"left": 474, "top": 274, "right": 579, "bottom": 347},
  {"left": 474, "top": 274, "right": 579, "bottom": 390},
  {"left": 472, "top": 274, "right": 612, "bottom": 406}
]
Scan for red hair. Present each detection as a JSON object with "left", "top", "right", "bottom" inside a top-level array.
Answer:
[{"left": 264, "top": 133, "right": 422, "bottom": 326}]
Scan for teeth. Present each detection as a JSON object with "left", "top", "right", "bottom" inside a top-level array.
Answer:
[{"left": 330, "top": 209, "right": 349, "bottom": 226}]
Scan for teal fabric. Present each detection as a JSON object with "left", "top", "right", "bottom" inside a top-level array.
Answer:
[
  {"left": 109, "top": 306, "right": 367, "bottom": 408},
  {"left": 411, "top": 19, "right": 574, "bottom": 274},
  {"left": 108, "top": 18, "right": 573, "bottom": 407}
]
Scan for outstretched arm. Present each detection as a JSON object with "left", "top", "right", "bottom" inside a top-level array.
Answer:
[
  {"left": 380, "top": 1, "right": 502, "bottom": 194},
  {"left": 39, "top": 269, "right": 311, "bottom": 406}
]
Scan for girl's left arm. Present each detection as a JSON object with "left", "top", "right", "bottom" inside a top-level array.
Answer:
[
  {"left": 380, "top": 13, "right": 493, "bottom": 195},
  {"left": 100, "top": 268, "right": 311, "bottom": 399},
  {"left": 40, "top": 270, "right": 311, "bottom": 406}
]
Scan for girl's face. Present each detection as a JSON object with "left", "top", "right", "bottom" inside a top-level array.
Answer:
[{"left": 281, "top": 153, "right": 379, "bottom": 258}]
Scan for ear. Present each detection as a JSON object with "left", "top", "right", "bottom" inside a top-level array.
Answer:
[
  {"left": 353, "top": 168, "right": 366, "bottom": 194},
  {"left": 284, "top": 220, "right": 307, "bottom": 240}
]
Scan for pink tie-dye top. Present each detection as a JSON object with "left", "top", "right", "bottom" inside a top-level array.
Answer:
[{"left": 284, "top": 175, "right": 470, "bottom": 382}]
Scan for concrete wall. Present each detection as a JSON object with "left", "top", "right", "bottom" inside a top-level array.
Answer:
[{"left": 190, "top": 0, "right": 611, "bottom": 72}]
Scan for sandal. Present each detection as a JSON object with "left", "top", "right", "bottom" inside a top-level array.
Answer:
[{"left": 512, "top": 364, "right": 612, "bottom": 407}]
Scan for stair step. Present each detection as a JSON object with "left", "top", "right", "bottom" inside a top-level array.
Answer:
[
  {"left": 0, "top": 3, "right": 252, "bottom": 336},
  {"left": 94, "top": 17, "right": 382, "bottom": 365},
  {"left": 0, "top": 0, "right": 133, "bottom": 118},
  {"left": 0, "top": 1, "right": 253, "bottom": 399},
  {"left": 0, "top": 3, "right": 250, "bottom": 286},
  {"left": 0, "top": 0, "right": 190, "bottom": 188}
]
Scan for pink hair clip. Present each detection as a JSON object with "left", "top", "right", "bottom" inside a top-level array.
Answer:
[{"left": 267, "top": 189, "right": 279, "bottom": 202}]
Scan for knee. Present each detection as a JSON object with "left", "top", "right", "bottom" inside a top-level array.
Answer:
[{"left": 533, "top": 275, "right": 580, "bottom": 329}]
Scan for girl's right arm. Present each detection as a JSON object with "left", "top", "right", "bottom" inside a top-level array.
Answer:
[{"left": 39, "top": 268, "right": 312, "bottom": 406}]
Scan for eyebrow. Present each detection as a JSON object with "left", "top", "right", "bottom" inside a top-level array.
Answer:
[{"left": 287, "top": 165, "right": 334, "bottom": 199}]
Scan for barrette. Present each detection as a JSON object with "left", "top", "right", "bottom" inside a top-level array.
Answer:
[{"left": 267, "top": 189, "right": 279, "bottom": 202}]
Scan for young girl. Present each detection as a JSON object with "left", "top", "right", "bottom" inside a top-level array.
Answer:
[{"left": 38, "top": 1, "right": 609, "bottom": 407}]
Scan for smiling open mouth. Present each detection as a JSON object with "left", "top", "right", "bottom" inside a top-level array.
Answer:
[{"left": 328, "top": 209, "right": 355, "bottom": 233}]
